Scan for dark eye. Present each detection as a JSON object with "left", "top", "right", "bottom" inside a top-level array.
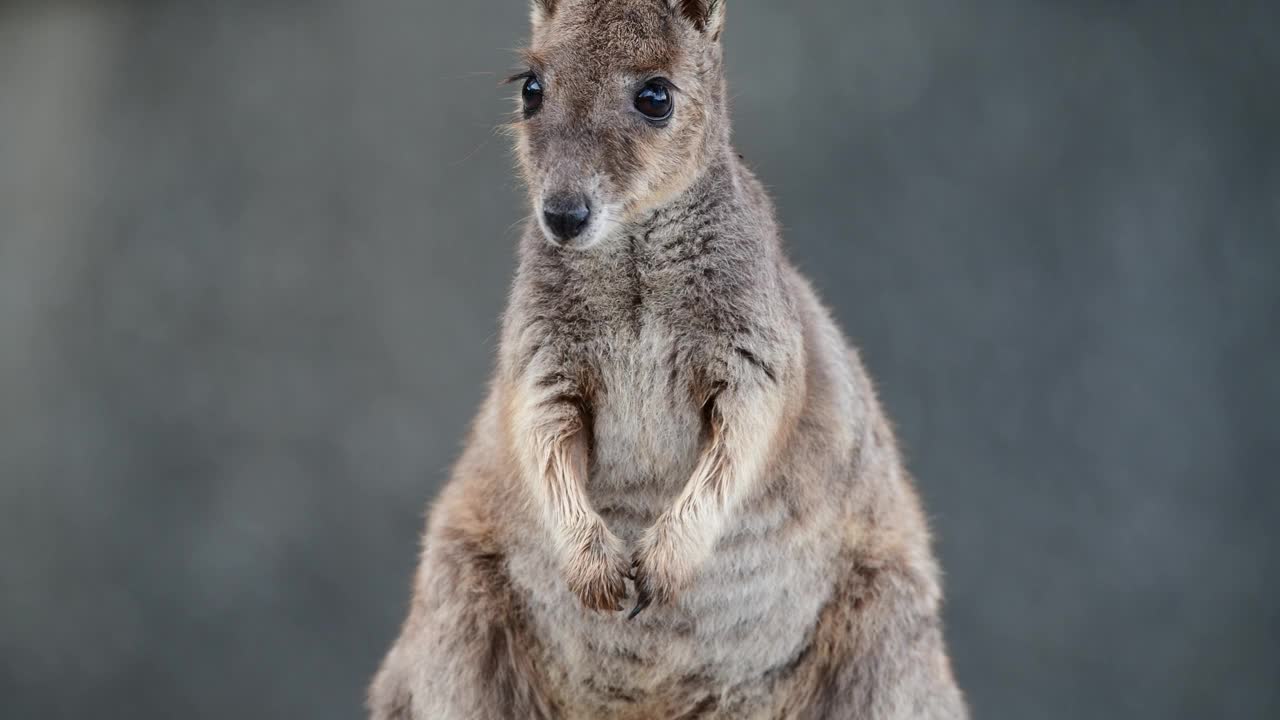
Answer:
[
  {"left": 522, "top": 76, "right": 544, "bottom": 116},
  {"left": 635, "top": 81, "right": 673, "bottom": 122}
]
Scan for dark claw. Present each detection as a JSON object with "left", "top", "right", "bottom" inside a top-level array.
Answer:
[
  {"left": 627, "top": 591, "right": 650, "bottom": 620},
  {"left": 627, "top": 589, "right": 652, "bottom": 620}
]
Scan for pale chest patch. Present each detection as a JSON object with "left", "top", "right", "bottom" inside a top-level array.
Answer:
[{"left": 586, "top": 324, "right": 702, "bottom": 532}]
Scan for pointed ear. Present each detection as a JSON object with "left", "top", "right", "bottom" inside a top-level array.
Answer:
[
  {"left": 531, "top": 0, "right": 557, "bottom": 27},
  {"left": 672, "top": 0, "right": 726, "bottom": 40}
]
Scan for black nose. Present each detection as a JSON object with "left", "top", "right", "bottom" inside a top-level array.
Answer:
[{"left": 542, "top": 195, "right": 591, "bottom": 242}]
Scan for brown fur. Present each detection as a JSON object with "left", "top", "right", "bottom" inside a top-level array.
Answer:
[{"left": 370, "top": 1, "right": 967, "bottom": 717}]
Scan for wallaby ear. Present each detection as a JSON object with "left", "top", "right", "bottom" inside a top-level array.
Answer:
[
  {"left": 531, "top": 0, "right": 557, "bottom": 27},
  {"left": 672, "top": 0, "right": 726, "bottom": 39}
]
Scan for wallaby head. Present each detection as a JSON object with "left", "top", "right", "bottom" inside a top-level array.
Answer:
[{"left": 512, "top": 0, "right": 729, "bottom": 249}]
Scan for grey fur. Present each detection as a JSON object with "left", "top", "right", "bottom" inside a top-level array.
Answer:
[{"left": 370, "top": 1, "right": 967, "bottom": 717}]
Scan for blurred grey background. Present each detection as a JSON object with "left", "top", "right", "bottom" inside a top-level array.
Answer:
[{"left": 1, "top": 0, "right": 1277, "bottom": 718}]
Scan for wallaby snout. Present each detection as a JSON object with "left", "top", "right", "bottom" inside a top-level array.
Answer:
[
  {"left": 541, "top": 191, "right": 592, "bottom": 244},
  {"left": 536, "top": 168, "right": 613, "bottom": 248}
]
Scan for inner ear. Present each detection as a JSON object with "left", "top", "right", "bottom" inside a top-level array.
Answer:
[
  {"left": 673, "top": 0, "right": 724, "bottom": 36},
  {"left": 532, "top": 0, "right": 557, "bottom": 20}
]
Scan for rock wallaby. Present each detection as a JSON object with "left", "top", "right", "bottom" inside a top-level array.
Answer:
[{"left": 370, "top": 1, "right": 967, "bottom": 717}]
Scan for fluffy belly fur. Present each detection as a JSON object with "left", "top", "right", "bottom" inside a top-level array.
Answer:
[
  {"left": 508, "top": 521, "right": 839, "bottom": 720},
  {"left": 499, "top": 320, "right": 850, "bottom": 718}
]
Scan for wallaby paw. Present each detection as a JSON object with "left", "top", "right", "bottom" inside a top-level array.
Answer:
[
  {"left": 562, "top": 517, "right": 630, "bottom": 612},
  {"left": 628, "top": 515, "right": 698, "bottom": 619}
]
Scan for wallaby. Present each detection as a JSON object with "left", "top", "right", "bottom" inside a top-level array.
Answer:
[{"left": 369, "top": 1, "right": 967, "bottom": 717}]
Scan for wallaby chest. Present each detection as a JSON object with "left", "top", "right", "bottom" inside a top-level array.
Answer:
[
  {"left": 587, "top": 323, "right": 702, "bottom": 533},
  {"left": 538, "top": 234, "right": 721, "bottom": 524}
]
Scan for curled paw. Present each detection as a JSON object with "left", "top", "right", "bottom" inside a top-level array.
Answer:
[
  {"left": 628, "top": 517, "right": 698, "bottom": 619},
  {"left": 562, "top": 517, "right": 630, "bottom": 612}
]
